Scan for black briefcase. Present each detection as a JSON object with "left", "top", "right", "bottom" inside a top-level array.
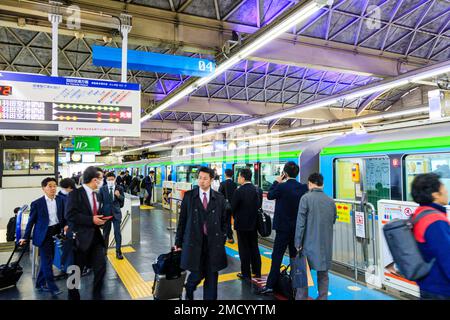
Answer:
[{"left": 257, "top": 208, "right": 272, "bottom": 237}]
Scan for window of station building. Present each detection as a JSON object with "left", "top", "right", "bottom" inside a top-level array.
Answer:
[
  {"left": 3, "top": 148, "right": 55, "bottom": 176},
  {"left": 261, "top": 162, "right": 286, "bottom": 192},
  {"left": 335, "top": 157, "right": 390, "bottom": 210},
  {"left": 3, "top": 149, "right": 30, "bottom": 175},
  {"left": 405, "top": 153, "right": 450, "bottom": 201},
  {"left": 30, "top": 149, "right": 55, "bottom": 174}
]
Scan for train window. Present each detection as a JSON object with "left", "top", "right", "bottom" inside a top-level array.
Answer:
[
  {"left": 335, "top": 157, "right": 390, "bottom": 210},
  {"left": 234, "top": 163, "right": 257, "bottom": 185},
  {"left": 29, "top": 149, "right": 55, "bottom": 175},
  {"left": 156, "top": 167, "right": 162, "bottom": 185},
  {"left": 3, "top": 149, "right": 30, "bottom": 175},
  {"left": 166, "top": 166, "right": 172, "bottom": 181},
  {"left": 210, "top": 163, "right": 223, "bottom": 182},
  {"left": 176, "top": 166, "right": 188, "bottom": 182},
  {"left": 405, "top": 153, "right": 450, "bottom": 201},
  {"left": 261, "top": 162, "right": 285, "bottom": 191}
]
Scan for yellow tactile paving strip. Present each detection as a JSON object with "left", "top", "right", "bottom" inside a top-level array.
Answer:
[
  {"left": 106, "top": 247, "right": 154, "bottom": 299},
  {"left": 140, "top": 205, "right": 155, "bottom": 210}
]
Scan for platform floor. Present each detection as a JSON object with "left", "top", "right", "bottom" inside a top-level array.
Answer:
[{"left": 0, "top": 206, "right": 396, "bottom": 300}]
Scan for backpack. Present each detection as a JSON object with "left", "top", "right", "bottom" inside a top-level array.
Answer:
[
  {"left": 152, "top": 250, "right": 183, "bottom": 280},
  {"left": 382, "top": 208, "right": 440, "bottom": 281}
]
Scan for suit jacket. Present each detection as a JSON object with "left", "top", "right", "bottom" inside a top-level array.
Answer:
[
  {"left": 143, "top": 176, "right": 154, "bottom": 189},
  {"left": 268, "top": 179, "right": 308, "bottom": 233},
  {"left": 97, "top": 184, "right": 124, "bottom": 220},
  {"left": 66, "top": 186, "right": 104, "bottom": 252},
  {"left": 175, "top": 188, "right": 228, "bottom": 272},
  {"left": 231, "top": 183, "right": 263, "bottom": 231},
  {"left": 23, "top": 195, "right": 65, "bottom": 247},
  {"left": 218, "top": 179, "right": 237, "bottom": 202}
]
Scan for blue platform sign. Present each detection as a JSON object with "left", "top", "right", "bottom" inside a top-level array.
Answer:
[{"left": 92, "top": 46, "right": 216, "bottom": 77}]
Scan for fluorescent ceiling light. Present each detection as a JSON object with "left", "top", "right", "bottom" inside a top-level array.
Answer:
[{"left": 140, "top": 0, "right": 327, "bottom": 123}]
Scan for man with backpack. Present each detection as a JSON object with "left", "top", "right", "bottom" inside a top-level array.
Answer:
[
  {"left": 409, "top": 173, "right": 450, "bottom": 299},
  {"left": 6, "top": 207, "right": 20, "bottom": 242}
]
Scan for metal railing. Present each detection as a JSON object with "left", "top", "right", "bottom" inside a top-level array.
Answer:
[
  {"left": 109, "top": 210, "right": 131, "bottom": 248},
  {"left": 333, "top": 198, "right": 378, "bottom": 286}
]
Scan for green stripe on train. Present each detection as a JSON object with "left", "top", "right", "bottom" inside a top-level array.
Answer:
[
  {"left": 320, "top": 135, "right": 450, "bottom": 156},
  {"left": 102, "top": 151, "right": 301, "bottom": 168}
]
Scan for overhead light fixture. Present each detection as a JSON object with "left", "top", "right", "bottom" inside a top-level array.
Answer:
[
  {"left": 140, "top": 0, "right": 329, "bottom": 123},
  {"left": 118, "top": 59, "right": 449, "bottom": 156}
]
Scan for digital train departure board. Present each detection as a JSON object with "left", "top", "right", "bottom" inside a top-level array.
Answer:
[{"left": 0, "top": 72, "right": 140, "bottom": 137}]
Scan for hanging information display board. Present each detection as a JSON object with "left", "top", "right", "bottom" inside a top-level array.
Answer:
[{"left": 0, "top": 71, "right": 141, "bottom": 137}]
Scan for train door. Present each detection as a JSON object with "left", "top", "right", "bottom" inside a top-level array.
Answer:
[{"left": 333, "top": 156, "right": 391, "bottom": 277}]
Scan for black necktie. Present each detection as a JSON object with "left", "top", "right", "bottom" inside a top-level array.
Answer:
[{"left": 109, "top": 187, "right": 114, "bottom": 201}]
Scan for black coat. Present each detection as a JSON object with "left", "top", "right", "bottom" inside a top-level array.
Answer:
[
  {"left": 175, "top": 188, "right": 228, "bottom": 272},
  {"left": 231, "top": 183, "right": 263, "bottom": 231},
  {"left": 267, "top": 179, "right": 308, "bottom": 232},
  {"left": 218, "top": 179, "right": 237, "bottom": 202},
  {"left": 66, "top": 186, "right": 105, "bottom": 252}
]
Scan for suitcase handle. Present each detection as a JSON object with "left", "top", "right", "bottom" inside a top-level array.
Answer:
[{"left": 5, "top": 243, "right": 29, "bottom": 269}]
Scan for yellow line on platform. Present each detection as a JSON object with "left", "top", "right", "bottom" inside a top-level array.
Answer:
[
  {"left": 107, "top": 247, "right": 154, "bottom": 299},
  {"left": 140, "top": 205, "right": 155, "bottom": 210}
]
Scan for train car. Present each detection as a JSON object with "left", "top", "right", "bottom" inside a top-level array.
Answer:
[{"left": 320, "top": 121, "right": 450, "bottom": 281}]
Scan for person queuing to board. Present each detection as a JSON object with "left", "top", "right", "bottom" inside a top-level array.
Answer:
[
  {"left": 294, "top": 173, "right": 337, "bottom": 300},
  {"left": 66, "top": 166, "right": 107, "bottom": 300},
  {"left": 58, "top": 178, "right": 77, "bottom": 275},
  {"left": 97, "top": 172, "right": 125, "bottom": 260},
  {"left": 258, "top": 161, "right": 308, "bottom": 295},
  {"left": 19, "top": 177, "right": 66, "bottom": 296},
  {"left": 174, "top": 166, "right": 228, "bottom": 300},
  {"left": 218, "top": 169, "right": 237, "bottom": 244},
  {"left": 231, "top": 168, "right": 263, "bottom": 281},
  {"left": 143, "top": 171, "right": 155, "bottom": 206}
]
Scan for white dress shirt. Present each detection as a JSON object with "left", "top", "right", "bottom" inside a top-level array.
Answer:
[
  {"left": 45, "top": 195, "right": 59, "bottom": 226},
  {"left": 83, "top": 184, "right": 97, "bottom": 213},
  {"left": 199, "top": 187, "right": 211, "bottom": 204}
]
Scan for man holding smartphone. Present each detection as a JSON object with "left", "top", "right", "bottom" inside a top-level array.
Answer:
[
  {"left": 258, "top": 161, "right": 308, "bottom": 295},
  {"left": 66, "top": 166, "right": 107, "bottom": 300}
]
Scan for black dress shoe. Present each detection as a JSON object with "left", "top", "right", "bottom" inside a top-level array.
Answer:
[
  {"left": 116, "top": 251, "right": 124, "bottom": 260},
  {"left": 257, "top": 286, "right": 274, "bottom": 295},
  {"left": 237, "top": 273, "right": 251, "bottom": 280}
]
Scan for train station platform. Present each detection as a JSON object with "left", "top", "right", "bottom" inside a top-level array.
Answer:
[{"left": 0, "top": 205, "right": 397, "bottom": 301}]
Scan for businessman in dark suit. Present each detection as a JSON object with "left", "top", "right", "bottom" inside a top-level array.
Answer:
[
  {"left": 231, "top": 168, "right": 263, "bottom": 280},
  {"left": 259, "top": 161, "right": 308, "bottom": 294},
  {"left": 19, "top": 177, "right": 65, "bottom": 296},
  {"left": 66, "top": 166, "right": 107, "bottom": 300},
  {"left": 218, "top": 169, "right": 237, "bottom": 243},
  {"left": 98, "top": 171, "right": 125, "bottom": 260}
]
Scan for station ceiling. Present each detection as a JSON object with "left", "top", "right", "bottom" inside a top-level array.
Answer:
[{"left": 0, "top": 0, "right": 448, "bottom": 150}]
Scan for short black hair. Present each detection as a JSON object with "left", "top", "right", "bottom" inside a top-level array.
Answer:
[
  {"left": 14, "top": 207, "right": 21, "bottom": 214},
  {"left": 198, "top": 166, "right": 214, "bottom": 179},
  {"left": 60, "top": 178, "right": 76, "bottom": 189},
  {"left": 308, "top": 173, "right": 323, "bottom": 187},
  {"left": 120, "top": 171, "right": 125, "bottom": 175},
  {"left": 411, "top": 173, "right": 442, "bottom": 205},
  {"left": 239, "top": 168, "right": 252, "bottom": 181},
  {"left": 83, "top": 166, "right": 103, "bottom": 184},
  {"left": 106, "top": 172, "right": 116, "bottom": 178},
  {"left": 139, "top": 175, "right": 143, "bottom": 179},
  {"left": 225, "top": 169, "right": 233, "bottom": 178},
  {"left": 283, "top": 161, "right": 299, "bottom": 178},
  {"left": 41, "top": 177, "right": 57, "bottom": 188},
  {"left": 149, "top": 170, "right": 155, "bottom": 174}
]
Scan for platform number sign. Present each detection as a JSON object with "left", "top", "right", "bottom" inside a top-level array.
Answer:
[{"left": 198, "top": 61, "right": 214, "bottom": 73}]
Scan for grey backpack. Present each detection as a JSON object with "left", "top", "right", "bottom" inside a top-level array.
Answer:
[{"left": 382, "top": 209, "right": 436, "bottom": 281}]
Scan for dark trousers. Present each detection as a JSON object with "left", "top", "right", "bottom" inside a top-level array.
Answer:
[
  {"left": 266, "top": 230, "right": 297, "bottom": 288},
  {"left": 68, "top": 231, "right": 106, "bottom": 300},
  {"left": 145, "top": 187, "right": 153, "bottom": 205},
  {"left": 184, "top": 238, "right": 219, "bottom": 300},
  {"left": 296, "top": 270, "right": 329, "bottom": 300},
  {"left": 236, "top": 230, "right": 261, "bottom": 277},
  {"left": 226, "top": 210, "right": 233, "bottom": 240},
  {"left": 103, "top": 218, "right": 122, "bottom": 251},
  {"left": 36, "top": 225, "right": 60, "bottom": 292},
  {"left": 61, "top": 232, "right": 74, "bottom": 273},
  {"left": 420, "top": 290, "right": 450, "bottom": 300}
]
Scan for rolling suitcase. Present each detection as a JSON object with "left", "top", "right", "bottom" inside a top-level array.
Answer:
[
  {"left": 0, "top": 244, "right": 28, "bottom": 290},
  {"left": 152, "top": 249, "right": 186, "bottom": 300}
]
